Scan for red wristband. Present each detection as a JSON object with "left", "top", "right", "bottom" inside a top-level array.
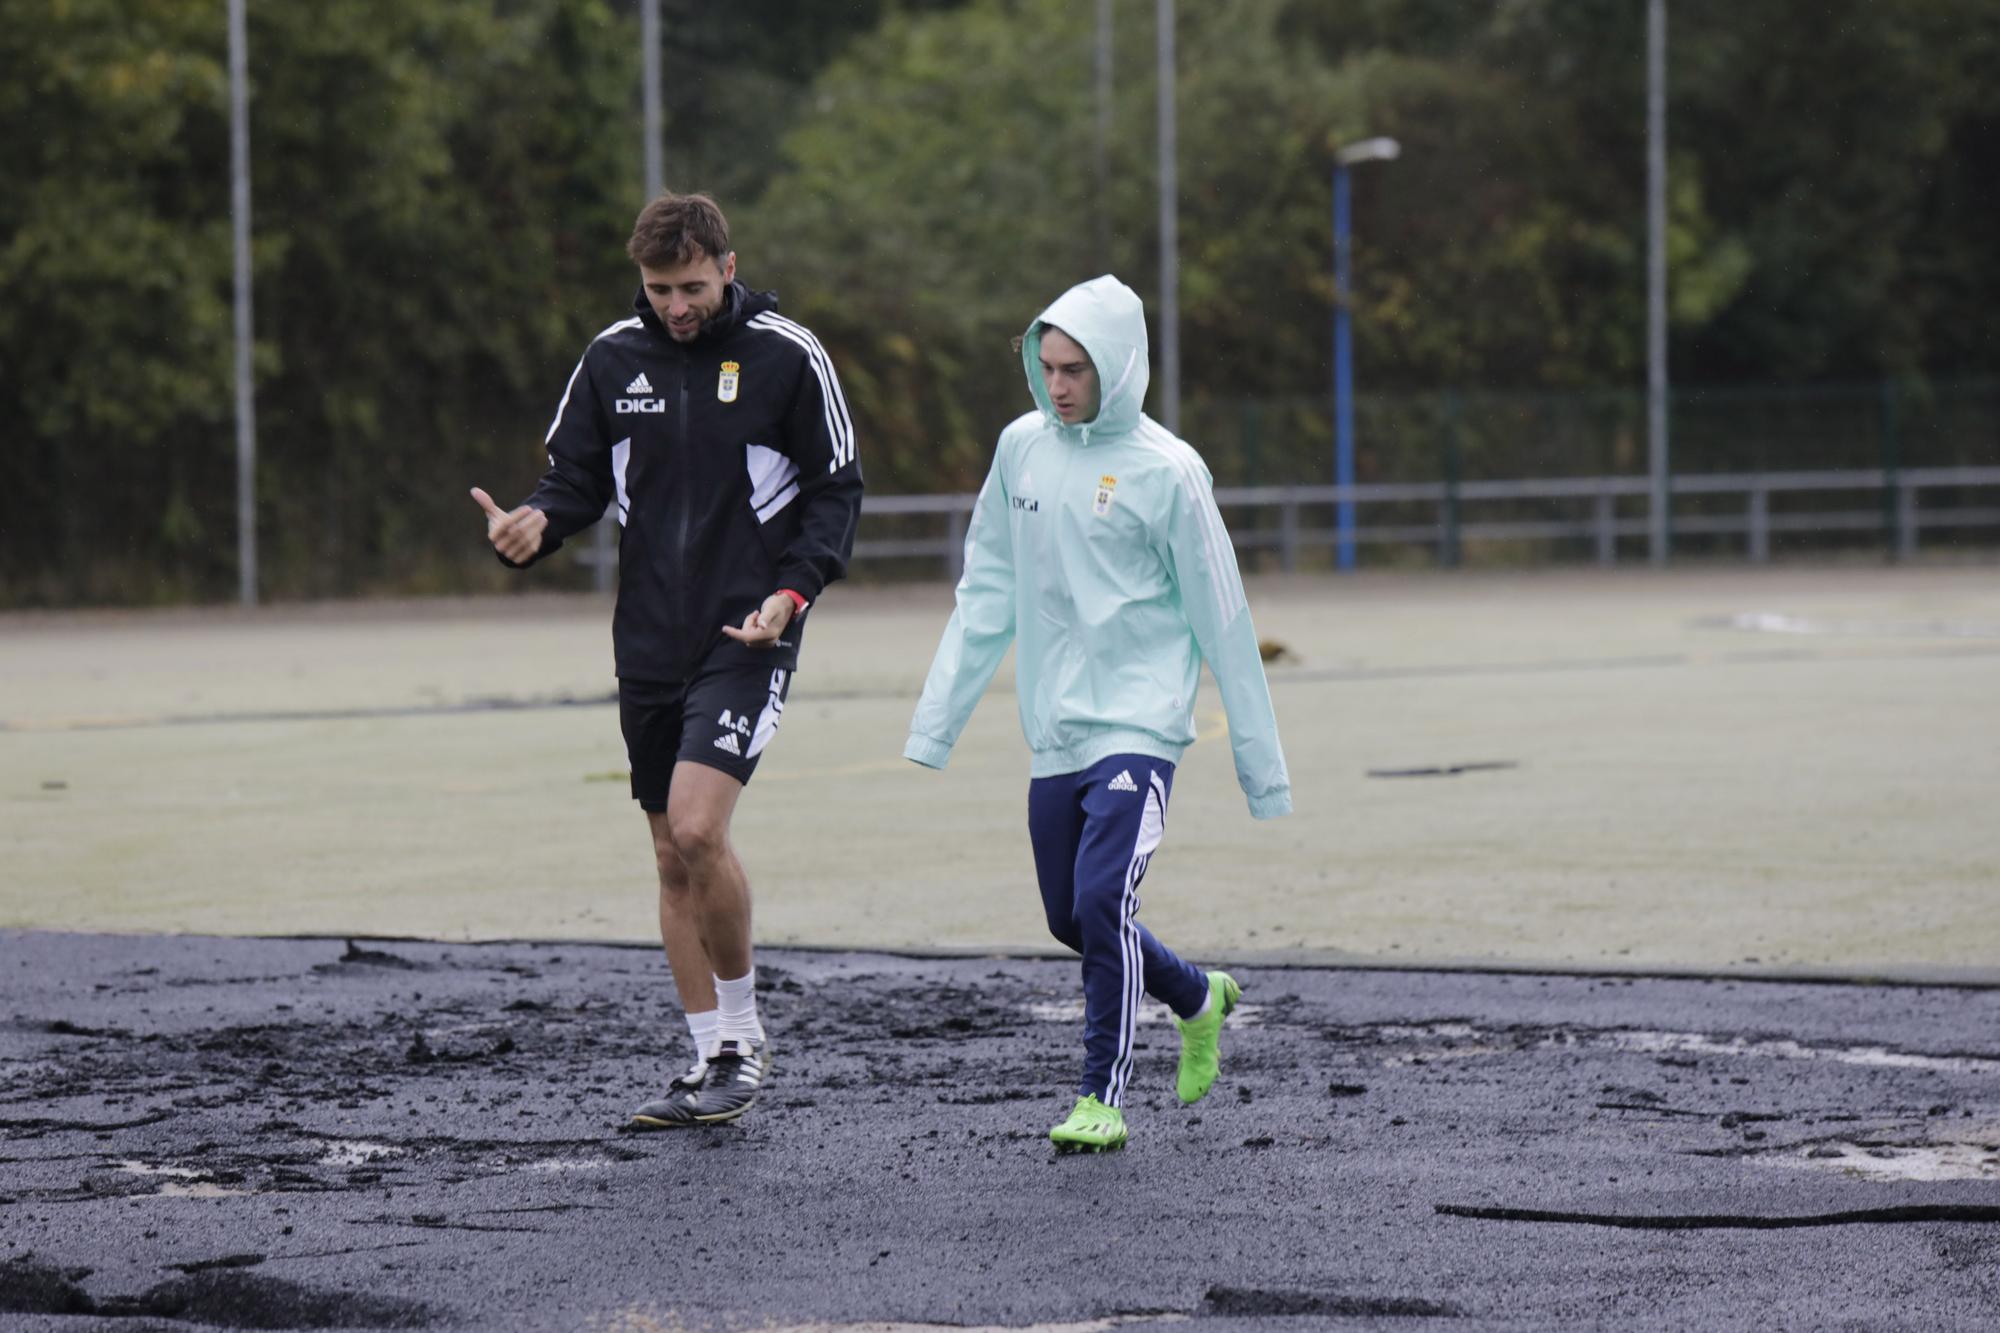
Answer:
[{"left": 778, "top": 588, "right": 809, "bottom": 615}]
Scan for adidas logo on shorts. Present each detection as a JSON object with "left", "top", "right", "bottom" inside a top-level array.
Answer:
[
  {"left": 713, "top": 732, "right": 743, "bottom": 757},
  {"left": 1107, "top": 769, "right": 1138, "bottom": 793}
]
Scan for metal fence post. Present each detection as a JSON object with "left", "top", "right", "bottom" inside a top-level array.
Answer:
[
  {"left": 1646, "top": 0, "right": 1671, "bottom": 568},
  {"left": 229, "top": 0, "right": 257, "bottom": 606},
  {"left": 1279, "top": 500, "right": 1300, "bottom": 573},
  {"left": 1880, "top": 377, "right": 1901, "bottom": 561},
  {"left": 1898, "top": 482, "right": 1918, "bottom": 561},
  {"left": 1439, "top": 390, "right": 1462, "bottom": 568},
  {"left": 946, "top": 504, "right": 969, "bottom": 584},
  {"left": 1241, "top": 399, "right": 1262, "bottom": 487},
  {"left": 1748, "top": 486, "right": 1769, "bottom": 563},
  {"left": 1593, "top": 489, "right": 1616, "bottom": 566}
]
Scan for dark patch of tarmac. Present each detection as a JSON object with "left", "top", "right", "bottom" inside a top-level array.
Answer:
[{"left": 3, "top": 930, "right": 1999, "bottom": 1331}]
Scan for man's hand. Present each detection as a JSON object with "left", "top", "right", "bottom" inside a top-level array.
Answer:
[
  {"left": 720, "top": 592, "right": 797, "bottom": 649},
  {"left": 471, "top": 486, "right": 548, "bottom": 564}
]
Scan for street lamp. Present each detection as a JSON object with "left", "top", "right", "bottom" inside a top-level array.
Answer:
[{"left": 1331, "top": 136, "right": 1400, "bottom": 573}]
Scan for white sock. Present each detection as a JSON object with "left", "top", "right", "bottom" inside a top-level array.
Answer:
[
  {"left": 1186, "top": 992, "right": 1212, "bottom": 1022},
  {"left": 684, "top": 1009, "right": 719, "bottom": 1066},
  {"left": 714, "top": 970, "right": 764, "bottom": 1047}
]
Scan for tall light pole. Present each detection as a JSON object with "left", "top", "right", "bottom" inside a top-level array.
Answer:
[
  {"left": 1646, "top": 0, "right": 1669, "bottom": 565},
  {"left": 1331, "top": 136, "right": 1399, "bottom": 574},
  {"left": 228, "top": 0, "right": 256, "bottom": 606},
  {"left": 642, "top": 0, "right": 663, "bottom": 200},
  {"left": 1155, "top": 0, "right": 1179, "bottom": 433},
  {"left": 1095, "top": 0, "right": 1114, "bottom": 269},
  {"left": 597, "top": 0, "right": 666, "bottom": 593}
]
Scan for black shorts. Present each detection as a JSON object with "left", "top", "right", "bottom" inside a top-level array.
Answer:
[{"left": 618, "top": 662, "right": 793, "bottom": 812}]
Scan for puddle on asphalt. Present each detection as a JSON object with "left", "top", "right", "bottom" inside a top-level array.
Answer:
[
  {"left": 1366, "top": 1023, "right": 1503, "bottom": 1067},
  {"left": 112, "top": 1161, "right": 252, "bottom": 1198},
  {"left": 526, "top": 1157, "right": 613, "bottom": 1172},
  {"left": 784, "top": 1322, "right": 1188, "bottom": 1333},
  {"left": 1302, "top": 1019, "right": 1998, "bottom": 1077},
  {"left": 1597, "top": 1030, "right": 2000, "bottom": 1075},
  {"left": 154, "top": 1180, "right": 252, "bottom": 1198},
  {"left": 1024, "top": 1000, "right": 1265, "bottom": 1027},
  {"left": 1382, "top": 1046, "right": 1508, "bottom": 1067},
  {"left": 420, "top": 1021, "right": 509, "bottom": 1039},
  {"left": 316, "top": 1139, "right": 402, "bottom": 1167},
  {"left": 1022, "top": 1011, "right": 1992, "bottom": 1076},
  {"left": 596, "top": 1312, "right": 1184, "bottom": 1320},
  {"left": 1379, "top": 1022, "right": 1479, "bottom": 1041},
  {"left": 1757, "top": 1139, "right": 2000, "bottom": 1183},
  {"left": 1, "top": 1060, "right": 69, "bottom": 1079},
  {"left": 114, "top": 1159, "right": 205, "bottom": 1178}
]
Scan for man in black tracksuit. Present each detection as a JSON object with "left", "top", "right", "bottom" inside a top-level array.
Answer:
[{"left": 473, "top": 193, "right": 862, "bottom": 1128}]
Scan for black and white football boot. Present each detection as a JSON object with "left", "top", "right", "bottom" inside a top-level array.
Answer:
[
  {"left": 629, "top": 1059, "right": 707, "bottom": 1130},
  {"left": 688, "top": 1038, "right": 771, "bottom": 1124}
]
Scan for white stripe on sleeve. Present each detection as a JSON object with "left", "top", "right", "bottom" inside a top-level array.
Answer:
[
  {"left": 749, "top": 313, "right": 856, "bottom": 471},
  {"left": 544, "top": 317, "right": 642, "bottom": 448},
  {"left": 757, "top": 312, "right": 856, "bottom": 468},
  {"left": 1138, "top": 433, "right": 1247, "bottom": 627}
]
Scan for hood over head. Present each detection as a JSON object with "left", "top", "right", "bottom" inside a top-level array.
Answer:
[{"left": 1021, "top": 275, "right": 1150, "bottom": 440}]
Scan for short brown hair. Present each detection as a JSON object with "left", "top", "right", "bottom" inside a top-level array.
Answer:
[{"left": 627, "top": 192, "right": 731, "bottom": 269}]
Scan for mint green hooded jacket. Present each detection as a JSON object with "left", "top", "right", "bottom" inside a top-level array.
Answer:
[{"left": 903, "top": 275, "right": 1292, "bottom": 819}]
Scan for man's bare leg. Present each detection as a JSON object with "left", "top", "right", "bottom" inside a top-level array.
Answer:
[
  {"left": 663, "top": 760, "right": 753, "bottom": 981},
  {"left": 630, "top": 806, "right": 729, "bottom": 1128},
  {"left": 629, "top": 765, "right": 759, "bottom": 1127},
  {"left": 647, "top": 810, "right": 717, "bottom": 1016},
  {"left": 662, "top": 760, "right": 769, "bottom": 1121}
]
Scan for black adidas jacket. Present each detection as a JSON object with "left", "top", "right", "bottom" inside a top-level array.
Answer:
[{"left": 508, "top": 282, "right": 863, "bottom": 682}]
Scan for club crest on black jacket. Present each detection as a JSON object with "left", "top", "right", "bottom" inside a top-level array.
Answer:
[{"left": 509, "top": 281, "right": 863, "bottom": 682}]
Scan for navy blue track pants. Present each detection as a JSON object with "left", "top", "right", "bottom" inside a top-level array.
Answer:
[{"left": 1028, "top": 753, "right": 1209, "bottom": 1107}]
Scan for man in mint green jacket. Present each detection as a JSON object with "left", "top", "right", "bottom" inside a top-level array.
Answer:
[{"left": 905, "top": 274, "right": 1291, "bottom": 1153}]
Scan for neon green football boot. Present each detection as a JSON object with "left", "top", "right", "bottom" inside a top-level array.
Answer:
[
  {"left": 1049, "top": 1094, "right": 1128, "bottom": 1153},
  {"left": 1175, "top": 971, "right": 1242, "bottom": 1104}
]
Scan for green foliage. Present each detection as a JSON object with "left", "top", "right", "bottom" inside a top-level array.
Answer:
[
  {"left": 747, "top": 0, "right": 1362, "bottom": 490},
  {"left": 1, "top": 0, "right": 637, "bottom": 604},
  {"left": 242, "top": 0, "right": 639, "bottom": 600},
  {"left": 745, "top": 0, "right": 1104, "bottom": 491},
  {"left": 1664, "top": 0, "right": 2000, "bottom": 379},
  {"left": 751, "top": 0, "right": 1999, "bottom": 493},
  {"left": 1291, "top": 0, "right": 2000, "bottom": 384},
  {"left": 1, "top": 0, "right": 234, "bottom": 601}
]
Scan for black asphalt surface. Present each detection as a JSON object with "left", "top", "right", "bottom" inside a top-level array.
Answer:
[{"left": 3, "top": 931, "right": 1998, "bottom": 1330}]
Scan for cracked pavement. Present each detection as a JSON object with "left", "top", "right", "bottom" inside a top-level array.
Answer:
[{"left": 3, "top": 930, "right": 1998, "bottom": 1329}]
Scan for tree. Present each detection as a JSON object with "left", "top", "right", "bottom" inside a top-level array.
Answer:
[
  {"left": 0, "top": 0, "right": 237, "bottom": 602},
  {"left": 0, "top": 0, "right": 641, "bottom": 604},
  {"left": 746, "top": 0, "right": 1357, "bottom": 491}
]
